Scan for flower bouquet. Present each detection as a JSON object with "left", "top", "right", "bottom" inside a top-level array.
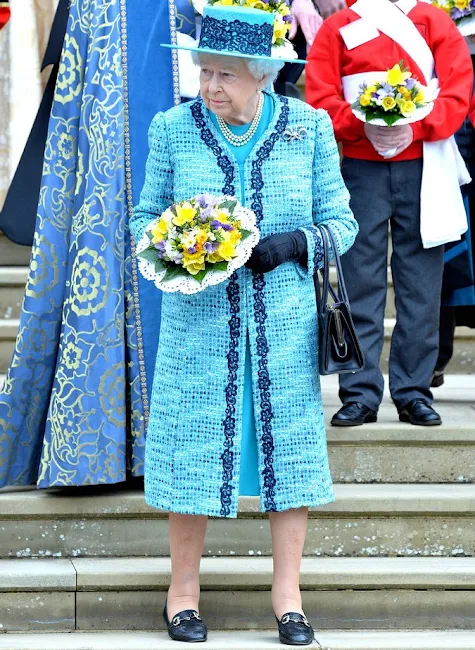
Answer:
[
  {"left": 431, "top": 0, "right": 475, "bottom": 36},
  {"left": 136, "top": 194, "right": 260, "bottom": 294},
  {"left": 351, "top": 62, "right": 434, "bottom": 127}
]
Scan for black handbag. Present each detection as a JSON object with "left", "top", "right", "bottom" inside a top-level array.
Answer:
[{"left": 314, "top": 226, "right": 365, "bottom": 375}]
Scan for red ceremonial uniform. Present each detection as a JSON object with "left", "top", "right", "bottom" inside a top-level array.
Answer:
[
  {"left": 306, "top": 0, "right": 473, "bottom": 162},
  {"left": 0, "top": 1, "right": 10, "bottom": 29}
]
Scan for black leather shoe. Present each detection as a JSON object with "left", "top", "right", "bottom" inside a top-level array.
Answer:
[
  {"left": 431, "top": 370, "right": 445, "bottom": 388},
  {"left": 331, "top": 402, "right": 378, "bottom": 427},
  {"left": 398, "top": 399, "right": 442, "bottom": 426},
  {"left": 276, "top": 612, "right": 315, "bottom": 646},
  {"left": 163, "top": 602, "right": 207, "bottom": 643}
]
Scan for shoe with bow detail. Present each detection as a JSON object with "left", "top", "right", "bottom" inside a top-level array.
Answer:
[
  {"left": 276, "top": 612, "right": 315, "bottom": 646},
  {"left": 163, "top": 602, "right": 207, "bottom": 643},
  {"left": 398, "top": 399, "right": 442, "bottom": 426}
]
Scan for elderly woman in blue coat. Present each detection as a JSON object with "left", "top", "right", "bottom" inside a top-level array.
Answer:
[{"left": 130, "top": 3, "right": 357, "bottom": 645}]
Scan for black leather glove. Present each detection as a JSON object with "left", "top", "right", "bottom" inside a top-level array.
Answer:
[{"left": 245, "top": 230, "right": 307, "bottom": 273}]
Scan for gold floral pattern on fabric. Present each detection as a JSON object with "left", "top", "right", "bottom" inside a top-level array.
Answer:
[{"left": 0, "top": 0, "right": 147, "bottom": 487}]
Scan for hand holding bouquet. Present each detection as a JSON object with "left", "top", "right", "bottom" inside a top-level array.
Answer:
[
  {"left": 352, "top": 62, "right": 433, "bottom": 127},
  {"left": 431, "top": 0, "right": 475, "bottom": 36},
  {"left": 136, "top": 194, "right": 260, "bottom": 294}
]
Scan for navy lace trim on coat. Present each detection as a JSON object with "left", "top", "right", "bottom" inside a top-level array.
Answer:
[
  {"left": 309, "top": 226, "right": 324, "bottom": 270},
  {"left": 191, "top": 99, "right": 239, "bottom": 516},
  {"left": 251, "top": 95, "right": 290, "bottom": 512},
  {"left": 200, "top": 16, "right": 273, "bottom": 57}
]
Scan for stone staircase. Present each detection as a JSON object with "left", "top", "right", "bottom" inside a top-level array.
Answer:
[
  {"left": 1, "top": 234, "right": 475, "bottom": 647},
  {"left": 0, "top": 375, "right": 474, "bottom": 647}
]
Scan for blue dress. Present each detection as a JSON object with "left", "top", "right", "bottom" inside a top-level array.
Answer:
[
  {"left": 131, "top": 95, "right": 358, "bottom": 517},
  {"left": 0, "top": 0, "right": 178, "bottom": 488},
  {"left": 210, "top": 93, "right": 275, "bottom": 497}
]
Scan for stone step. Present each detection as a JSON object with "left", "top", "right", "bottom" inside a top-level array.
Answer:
[
  {"left": 2, "top": 556, "right": 475, "bottom": 631},
  {"left": 2, "top": 311, "right": 474, "bottom": 373},
  {"left": 1, "top": 484, "right": 475, "bottom": 558},
  {"left": 0, "top": 265, "right": 396, "bottom": 325},
  {"left": 0, "top": 267, "right": 27, "bottom": 319},
  {"left": 1, "top": 631, "right": 475, "bottom": 650},
  {"left": 0, "top": 234, "right": 31, "bottom": 266}
]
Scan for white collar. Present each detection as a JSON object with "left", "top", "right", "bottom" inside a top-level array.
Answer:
[{"left": 395, "top": 0, "right": 417, "bottom": 14}]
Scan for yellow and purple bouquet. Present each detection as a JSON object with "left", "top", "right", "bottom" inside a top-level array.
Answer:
[
  {"left": 136, "top": 194, "right": 260, "bottom": 294},
  {"left": 351, "top": 62, "right": 433, "bottom": 127},
  {"left": 432, "top": 0, "right": 475, "bottom": 35}
]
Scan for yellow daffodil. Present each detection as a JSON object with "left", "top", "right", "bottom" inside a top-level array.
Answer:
[
  {"left": 455, "top": 0, "right": 470, "bottom": 10},
  {"left": 414, "top": 90, "right": 425, "bottom": 104},
  {"left": 207, "top": 251, "right": 224, "bottom": 264},
  {"left": 215, "top": 208, "right": 230, "bottom": 223},
  {"left": 217, "top": 241, "right": 237, "bottom": 261},
  {"left": 359, "top": 94, "right": 371, "bottom": 107},
  {"left": 247, "top": 0, "right": 268, "bottom": 9},
  {"left": 216, "top": 0, "right": 235, "bottom": 5},
  {"left": 279, "top": 3, "right": 291, "bottom": 16},
  {"left": 173, "top": 202, "right": 196, "bottom": 227},
  {"left": 182, "top": 251, "right": 206, "bottom": 275},
  {"left": 230, "top": 230, "right": 242, "bottom": 245},
  {"left": 150, "top": 223, "right": 166, "bottom": 243},
  {"left": 273, "top": 18, "right": 288, "bottom": 43},
  {"left": 366, "top": 85, "right": 377, "bottom": 94},
  {"left": 382, "top": 96, "right": 397, "bottom": 111},
  {"left": 387, "top": 64, "right": 411, "bottom": 87},
  {"left": 400, "top": 100, "right": 416, "bottom": 116}
]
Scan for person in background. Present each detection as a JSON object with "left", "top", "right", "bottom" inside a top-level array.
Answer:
[
  {"left": 0, "top": 0, "right": 9, "bottom": 29},
  {"left": 307, "top": 0, "right": 473, "bottom": 427},
  {"left": 433, "top": 36, "right": 475, "bottom": 387}
]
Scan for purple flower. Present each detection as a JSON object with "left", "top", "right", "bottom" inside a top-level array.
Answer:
[
  {"left": 204, "top": 241, "right": 219, "bottom": 253},
  {"left": 405, "top": 78, "right": 416, "bottom": 90},
  {"left": 154, "top": 240, "right": 166, "bottom": 251},
  {"left": 382, "top": 83, "right": 393, "bottom": 93},
  {"left": 452, "top": 7, "right": 465, "bottom": 19},
  {"left": 283, "top": 14, "right": 292, "bottom": 23},
  {"left": 222, "top": 223, "right": 234, "bottom": 232},
  {"left": 211, "top": 219, "right": 222, "bottom": 230},
  {"left": 187, "top": 245, "right": 198, "bottom": 254},
  {"left": 195, "top": 193, "right": 216, "bottom": 209}
]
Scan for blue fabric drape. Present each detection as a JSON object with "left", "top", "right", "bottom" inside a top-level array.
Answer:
[{"left": 0, "top": 0, "right": 177, "bottom": 488}]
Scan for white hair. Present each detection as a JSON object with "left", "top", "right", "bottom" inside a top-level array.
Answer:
[{"left": 191, "top": 51, "right": 284, "bottom": 84}]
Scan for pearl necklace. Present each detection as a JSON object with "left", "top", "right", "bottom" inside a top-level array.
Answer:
[{"left": 217, "top": 93, "right": 264, "bottom": 147}]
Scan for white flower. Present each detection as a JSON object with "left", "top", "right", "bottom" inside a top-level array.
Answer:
[{"left": 271, "top": 38, "right": 298, "bottom": 61}]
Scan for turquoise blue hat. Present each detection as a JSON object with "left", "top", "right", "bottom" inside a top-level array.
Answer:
[{"left": 162, "top": 4, "right": 307, "bottom": 65}]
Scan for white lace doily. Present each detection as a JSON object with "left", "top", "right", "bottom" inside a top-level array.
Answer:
[{"left": 136, "top": 201, "right": 260, "bottom": 295}]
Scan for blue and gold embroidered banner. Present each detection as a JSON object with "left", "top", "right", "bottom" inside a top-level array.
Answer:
[{"left": 0, "top": 0, "right": 179, "bottom": 488}]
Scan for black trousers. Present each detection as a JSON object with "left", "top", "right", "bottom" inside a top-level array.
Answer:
[{"left": 339, "top": 158, "right": 445, "bottom": 410}]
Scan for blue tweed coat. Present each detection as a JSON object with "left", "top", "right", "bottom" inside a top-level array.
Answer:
[{"left": 130, "top": 94, "right": 358, "bottom": 518}]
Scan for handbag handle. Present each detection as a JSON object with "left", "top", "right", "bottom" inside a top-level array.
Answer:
[{"left": 314, "top": 225, "right": 350, "bottom": 309}]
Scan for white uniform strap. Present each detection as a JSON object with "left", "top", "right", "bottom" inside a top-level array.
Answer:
[{"left": 351, "top": 0, "right": 435, "bottom": 83}]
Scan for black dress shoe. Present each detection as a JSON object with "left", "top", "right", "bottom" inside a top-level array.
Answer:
[
  {"left": 398, "top": 399, "right": 442, "bottom": 426},
  {"left": 431, "top": 370, "right": 445, "bottom": 388},
  {"left": 276, "top": 612, "right": 315, "bottom": 646},
  {"left": 331, "top": 402, "right": 378, "bottom": 427},
  {"left": 163, "top": 602, "right": 207, "bottom": 643}
]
